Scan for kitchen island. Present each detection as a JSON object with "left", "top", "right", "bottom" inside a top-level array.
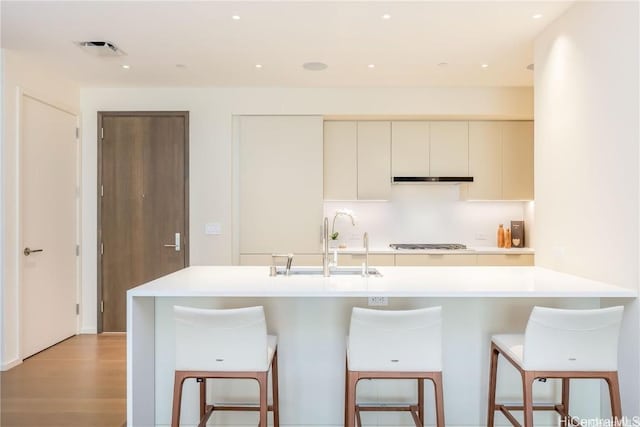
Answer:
[{"left": 127, "top": 266, "right": 636, "bottom": 427}]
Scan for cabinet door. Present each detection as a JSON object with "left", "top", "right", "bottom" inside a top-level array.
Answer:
[
  {"left": 324, "top": 121, "right": 358, "bottom": 200},
  {"left": 391, "top": 121, "right": 429, "bottom": 177},
  {"left": 476, "top": 254, "right": 534, "bottom": 266},
  {"left": 357, "top": 121, "right": 391, "bottom": 200},
  {"left": 502, "top": 121, "right": 534, "bottom": 200},
  {"left": 466, "top": 121, "right": 502, "bottom": 200},
  {"left": 239, "top": 116, "right": 323, "bottom": 253},
  {"left": 239, "top": 254, "right": 323, "bottom": 266},
  {"left": 395, "top": 254, "right": 477, "bottom": 266},
  {"left": 338, "top": 254, "right": 396, "bottom": 267},
  {"left": 430, "top": 121, "right": 469, "bottom": 176}
]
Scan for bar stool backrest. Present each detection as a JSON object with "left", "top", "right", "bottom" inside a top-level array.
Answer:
[
  {"left": 523, "top": 306, "right": 624, "bottom": 371},
  {"left": 348, "top": 306, "right": 442, "bottom": 372},
  {"left": 174, "top": 305, "right": 269, "bottom": 371}
]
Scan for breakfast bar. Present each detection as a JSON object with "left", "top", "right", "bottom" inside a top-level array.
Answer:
[{"left": 127, "top": 266, "right": 636, "bottom": 427}]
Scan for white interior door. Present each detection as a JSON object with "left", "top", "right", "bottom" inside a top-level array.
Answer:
[{"left": 20, "top": 94, "right": 78, "bottom": 359}]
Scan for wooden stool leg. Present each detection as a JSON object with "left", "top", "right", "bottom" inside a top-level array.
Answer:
[
  {"left": 522, "top": 372, "right": 535, "bottom": 427},
  {"left": 418, "top": 378, "right": 425, "bottom": 426},
  {"left": 561, "top": 378, "right": 570, "bottom": 415},
  {"left": 345, "top": 371, "right": 358, "bottom": 427},
  {"left": 272, "top": 350, "right": 280, "bottom": 427},
  {"left": 257, "top": 372, "right": 268, "bottom": 427},
  {"left": 487, "top": 345, "right": 499, "bottom": 427},
  {"left": 344, "top": 359, "right": 349, "bottom": 426},
  {"left": 606, "top": 373, "right": 623, "bottom": 425},
  {"left": 199, "top": 378, "right": 206, "bottom": 419},
  {"left": 171, "top": 372, "right": 186, "bottom": 427},
  {"left": 433, "top": 372, "right": 445, "bottom": 427}
]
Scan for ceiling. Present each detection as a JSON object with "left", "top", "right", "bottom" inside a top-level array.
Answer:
[{"left": 1, "top": 1, "right": 573, "bottom": 88}]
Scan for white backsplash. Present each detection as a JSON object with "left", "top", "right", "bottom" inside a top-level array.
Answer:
[{"left": 324, "top": 185, "right": 531, "bottom": 249}]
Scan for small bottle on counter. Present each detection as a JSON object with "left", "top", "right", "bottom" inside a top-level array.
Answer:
[
  {"left": 497, "top": 224, "right": 505, "bottom": 248},
  {"left": 505, "top": 228, "right": 512, "bottom": 248}
]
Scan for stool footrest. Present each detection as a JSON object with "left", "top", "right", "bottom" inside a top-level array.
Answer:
[
  {"left": 206, "top": 404, "right": 275, "bottom": 412},
  {"left": 356, "top": 404, "right": 418, "bottom": 411},
  {"left": 355, "top": 404, "right": 423, "bottom": 427}
]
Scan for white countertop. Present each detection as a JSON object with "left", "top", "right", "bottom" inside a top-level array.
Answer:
[
  {"left": 334, "top": 246, "right": 535, "bottom": 255},
  {"left": 128, "top": 265, "right": 635, "bottom": 298}
]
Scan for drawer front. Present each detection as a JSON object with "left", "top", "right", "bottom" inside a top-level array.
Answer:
[
  {"left": 476, "top": 254, "right": 534, "bottom": 266},
  {"left": 239, "top": 254, "right": 323, "bottom": 266},
  {"left": 395, "top": 254, "right": 477, "bottom": 266},
  {"left": 337, "top": 254, "right": 395, "bottom": 267}
]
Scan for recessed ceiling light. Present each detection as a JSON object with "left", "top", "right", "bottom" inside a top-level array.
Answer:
[
  {"left": 368, "top": 64, "right": 375, "bottom": 68},
  {"left": 255, "top": 64, "right": 263, "bottom": 69},
  {"left": 121, "top": 64, "right": 130, "bottom": 69},
  {"left": 438, "top": 62, "right": 448, "bottom": 67},
  {"left": 303, "top": 62, "right": 328, "bottom": 71},
  {"left": 532, "top": 13, "right": 543, "bottom": 19},
  {"left": 481, "top": 63, "right": 489, "bottom": 69},
  {"left": 232, "top": 15, "right": 240, "bottom": 20},
  {"left": 381, "top": 14, "right": 391, "bottom": 20}
]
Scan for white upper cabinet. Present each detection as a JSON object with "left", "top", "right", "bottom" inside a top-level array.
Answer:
[
  {"left": 430, "top": 121, "right": 469, "bottom": 176},
  {"left": 467, "top": 121, "right": 503, "bottom": 200},
  {"left": 239, "top": 116, "right": 323, "bottom": 254},
  {"left": 323, "top": 121, "right": 358, "bottom": 200},
  {"left": 324, "top": 120, "right": 391, "bottom": 200},
  {"left": 357, "top": 121, "right": 391, "bottom": 200},
  {"left": 391, "top": 121, "right": 430, "bottom": 177},
  {"left": 463, "top": 121, "right": 534, "bottom": 200},
  {"left": 502, "top": 121, "right": 534, "bottom": 200}
]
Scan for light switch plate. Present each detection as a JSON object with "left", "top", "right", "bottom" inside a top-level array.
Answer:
[{"left": 205, "top": 223, "right": 222, "bottom": 235}]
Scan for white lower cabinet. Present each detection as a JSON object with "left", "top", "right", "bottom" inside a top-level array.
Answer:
[
  {"left": 239, "top": 254, "right": 323, "bottom": 266},
  {"left": 395, "top": 254, "right": 477, "bottom": 266},
  {"left": 337, "top": 253, "right": 395, "bottom": 267},
  {"left": 476, "top": 254, "right": 534, "bottom": 266}
]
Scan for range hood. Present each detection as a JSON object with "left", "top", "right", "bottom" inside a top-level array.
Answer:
[{"left": 392, "top": 176, "right": 474, "bottom": 183}]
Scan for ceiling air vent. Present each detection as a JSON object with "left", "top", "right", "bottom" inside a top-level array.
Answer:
[{"left": 76, "top": 41, "right": 126, "bottom": 57}]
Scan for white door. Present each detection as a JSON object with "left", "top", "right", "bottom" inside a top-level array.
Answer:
[{"left": 20, "top": 94, "right": 78, "bottom": 358}]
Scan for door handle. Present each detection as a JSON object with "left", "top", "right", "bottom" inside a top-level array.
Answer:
[
  {"left": 163, "top": 233, "right": 181, "bottom": 252},
  {"left": 24, "top": 247, "right": 44, "bottom": 256}
]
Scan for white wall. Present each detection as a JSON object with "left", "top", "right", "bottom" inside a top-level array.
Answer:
[
  {"left": 1, "top": 49, "right": 80, "bottom": 369},
  {"left": 534, "top": 1, "right": 639, "bottom": 417},
  {"left": 80, "top": 86, "right": 533, "bottom": 333}
]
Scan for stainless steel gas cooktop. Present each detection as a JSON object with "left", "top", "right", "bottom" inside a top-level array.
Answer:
[{"left": 389, "top": 243, "right": 467, "bottom": 250}]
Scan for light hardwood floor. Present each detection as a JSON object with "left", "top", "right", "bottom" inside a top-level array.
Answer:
[{"left": 1, "top": 334, "right": 126, "bottom": 427}]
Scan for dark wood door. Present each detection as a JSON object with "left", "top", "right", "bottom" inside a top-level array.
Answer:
[{"left": 99, "top": 112, "right": 188, "bottom": 332}]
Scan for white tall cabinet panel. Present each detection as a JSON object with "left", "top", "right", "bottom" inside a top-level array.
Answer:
[
  {"left": 503, "top": 121, "right": 534, "bottom": 200},
  {"left": 357, "top": 121, "right": 391, "bottom": 200},
  {"left": 391, "top": 121, "right": 430, "bottom": 177},
  {"left": 239, "top": 116, "right": 323, "bottom": 253},
  {"left": 323, "top": 121, "right": 358, "bottom": 200},
  {"left": 430, "top": 121, "right": 469, "bottom": 176}
]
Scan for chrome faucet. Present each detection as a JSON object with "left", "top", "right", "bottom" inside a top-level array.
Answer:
[
  {"left": 323, "top": 217, "right": 330, "bottom": 277},
  {"left": 362, "top": 232, "right": 369, "bottom": 277}
]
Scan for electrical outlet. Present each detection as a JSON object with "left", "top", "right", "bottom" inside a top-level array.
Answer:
[{"left": 368, "top": 296, "right": 388, "bottom": 306}]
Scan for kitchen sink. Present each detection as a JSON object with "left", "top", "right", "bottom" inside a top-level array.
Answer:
[{"left": 272, "top": 266, "right": 382, "bottom": 277}]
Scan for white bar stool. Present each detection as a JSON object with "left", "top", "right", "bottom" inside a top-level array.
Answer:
[
  {"left": 345, "top": 306, "right": 445, "bottom": 427},
  {"left": 487, "top": 306, "right": 624, "bottom": 427},
  {"left": 171, "top": 305, "right": 279, "bottom": 427}
]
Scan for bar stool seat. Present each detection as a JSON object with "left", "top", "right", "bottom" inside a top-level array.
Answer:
[
  {"left": 490, "top": 334, "right": 524, "bottom": 366},
  {"left": 345, "top": 306, "right": 445, "bottom": 427},
  {"left": 487, "top": 306, "right": 624, "bottom": 427},
  {"left": 171, "top": 305, "right": 279, "bottom": 427}
]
